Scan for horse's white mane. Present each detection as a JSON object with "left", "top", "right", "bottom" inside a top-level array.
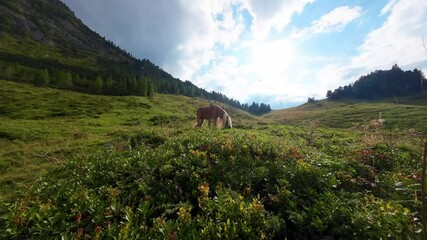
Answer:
[
  {"left": 222, "top": 111, "right": 232, "bottom": 128},
  {"left": 216, "top": 105, "right": 232, "bottom": 128}
]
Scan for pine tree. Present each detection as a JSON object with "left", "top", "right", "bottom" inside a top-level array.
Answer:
[
  {"left": 249, "top": 102, "right": 260, "bottom": 115},
  {"left": 58, "top": 70, "right": 73, "bottom": 88},
  {"left": 128, "top": 76, "right": 137, "bottom": 95},
  {"left": 72, "top": 73, "right": 82, "bottom": 87},
  {"left": 105, "top": 76, "right": 114, "bottom": 95},
  {"left": 137, "top": 77, "right": 148, "bottom": 96},
  {"left": 90, "top": 76, "right": 103, "bottom": 94},
  {"left": 34, "top": 69, "right": 49, "bottom": 86},
  {"left": 147, "top": 78, "right": 154, "bottom": 97},
  {"left": 142, "top": 77, "right": 149, "bottom": 96}
]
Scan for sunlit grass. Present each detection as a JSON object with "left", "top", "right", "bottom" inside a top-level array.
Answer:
[{"left": 266, "top": 97, "right": 427, "bottom": 131}]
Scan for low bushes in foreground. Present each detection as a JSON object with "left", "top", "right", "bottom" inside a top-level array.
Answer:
[{"left": 0, "top": 129, "right": 422, "bottom": 239}]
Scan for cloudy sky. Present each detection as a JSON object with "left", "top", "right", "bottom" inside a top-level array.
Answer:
[{"left": 61, "top": 0, "right": 427, "bottom": 109}]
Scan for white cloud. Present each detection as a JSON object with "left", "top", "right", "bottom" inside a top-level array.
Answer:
[
  {"left": 351, "top": 0, "right": 427, "bottom": 71},
  {"left": 158, "top": 0, "right": 248, "bottom": 80},
  {"left": 244, "top": 0, "right": 315, "bottom": 40},
  {"left": 314, "top": 64, "right": 352, "bottom": 93},
  {"left": 193, "top": 55, "right": 256, "bottom": 102},
  {"left": 291, "top": 6, "right": 362, "bottom": 39},
  {"left": 250, "top": 40, "right": 294, "bottom": 82},
  {"left": 194, "top": 39, "right": 317, "bottom": 105},
  {"left": 212, "top": 2, "right": 246, "bottom": 48},
  {"left": 380, "top": 0, "right": 398, "bottom": 16}
]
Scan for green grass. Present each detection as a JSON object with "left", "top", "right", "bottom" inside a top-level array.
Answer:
[
  {"left": 0, "top": 79, "right": 259, "bottom": 201},
  {"left": 266, "top": 96, "right": 427, "bottom": 131},
  {"left": 1, "top": 80, "right": 426, "bottom": 238}
]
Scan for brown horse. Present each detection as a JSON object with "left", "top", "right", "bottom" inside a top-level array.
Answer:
[{"left": 196, "top": 105, "right": 232, "bottom": 128}]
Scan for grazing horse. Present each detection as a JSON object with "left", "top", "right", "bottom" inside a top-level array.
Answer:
[{"left": 196, "top": 105, "right": 232, "bottom": 128}]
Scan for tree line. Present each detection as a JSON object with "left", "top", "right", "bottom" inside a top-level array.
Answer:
[
  {"left": 327, "top": 64, "right": 427, "bottom": 100},
  {"left": 0, "top": 60, "right": 271, "bottom": 115}
]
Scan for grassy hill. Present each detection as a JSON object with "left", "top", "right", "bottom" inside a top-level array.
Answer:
[
  {"left": 1, "top": 80, "right": 426, "bottom": 239},
  {"left": 266, "top": 96, "right": 427, "bottom": 132},
  {"left": 0, "top": 80, "right": 261, "bottom": 201}
]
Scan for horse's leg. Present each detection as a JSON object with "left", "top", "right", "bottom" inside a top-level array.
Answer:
[{"left": 197, "top": 119, "right": 204, "bottom": 127}]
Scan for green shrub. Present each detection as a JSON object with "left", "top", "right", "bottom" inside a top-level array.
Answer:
[{"left": 0, "top": 130, "right": 420, "bottom": 239}]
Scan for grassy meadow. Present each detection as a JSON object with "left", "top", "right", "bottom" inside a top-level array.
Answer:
[
  {"left": 1, "top": 79, "right": 426, "bottom": 239},
  {"left": 0, "top": 79, "right": 261, "bottom": 201},
  {"left": 266, "top": 96, "right": 427, "bottom": 131}
]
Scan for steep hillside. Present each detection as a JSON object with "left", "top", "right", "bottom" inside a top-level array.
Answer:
[
  {"left": 266, "top": 95, "right": 427, "bottom": 131},
  {"left": 0, "top": 0, "right": 137, "bottom": 76}
]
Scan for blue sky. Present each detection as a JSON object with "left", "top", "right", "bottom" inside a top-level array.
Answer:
[{"left": 61, "top": 0, "right": 427, "bottom": 109}]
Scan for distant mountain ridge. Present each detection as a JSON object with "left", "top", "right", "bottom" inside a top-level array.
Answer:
[{"left": 0, "top": 0, "right": 271, "bottom": 115}]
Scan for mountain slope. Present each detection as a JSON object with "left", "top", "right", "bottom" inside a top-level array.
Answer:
[
  {"left": 0, "top": 0, "right": 194, "bottom": 93},
  {"left": 0, "top": 0, "right": 135, "bottom": 75},
  {"left": 0, "top": 0, "right": 271, "bottom": 114}
]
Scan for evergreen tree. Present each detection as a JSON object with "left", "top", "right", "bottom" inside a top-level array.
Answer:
[
  {"left": 34, "top": 69, "right": 49, "bottom": 86},
  {"left": 147, "top": 78, "right": 154, "bottom": 97},
  {"left": 327, "top": 65, "right": 426, "bottom": 100},
  {"left": 71, "top": 73, "right": 82, "bottom": 87},
  {"left": 128, "top": 77, "right": 137, "bottom": 95},
  {"left": 90, "top": 75, "right": 103, "bottom": 94},
  {"left": 140, "top": 77, "right": 148, "bottom": 96},
  {"left": 105, "top": 76, "right": 114, "bottom": 95},
  {"left": 249, "top": 102, "right": 260, "bottom": 115},
  {"left": 57, "top": 70, "right": 73, "bottom": 88}
]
